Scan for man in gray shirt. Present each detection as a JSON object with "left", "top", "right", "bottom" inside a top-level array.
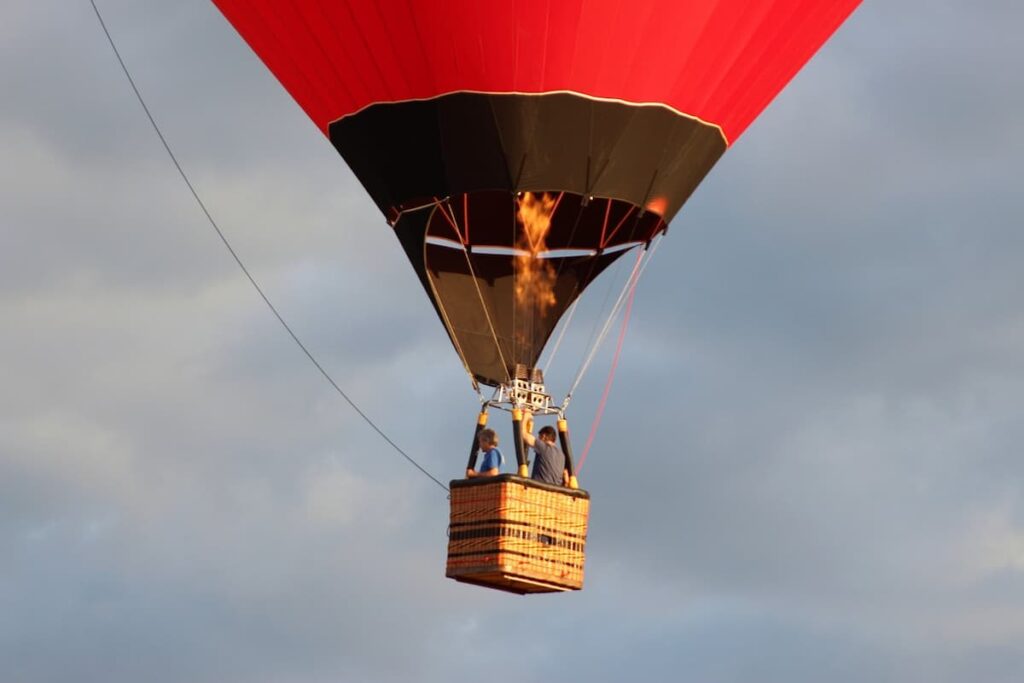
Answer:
[{"left": 521, "top": 412, "right": 569, "bottom": 486}]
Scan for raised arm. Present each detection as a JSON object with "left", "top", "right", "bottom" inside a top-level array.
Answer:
[{"left": 521, "top": 411, "right": 536, "bottom": 448}]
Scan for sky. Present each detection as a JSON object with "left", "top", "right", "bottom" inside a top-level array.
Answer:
[{"left": 2, "top": 2, "right": 1023, "bottom": 682}]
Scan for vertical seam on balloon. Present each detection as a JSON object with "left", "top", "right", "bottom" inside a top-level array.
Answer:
[
  {"left": 296, "top": 0, "right": 371, "bottom": 112},
  {"left": 250, "top": 0, "right": 354, "bottom": 133},
  {"left": 511, "top": 0, "right": 520, "bottom": 90},
  {"left": 539, "top": 0, "right": 552, "bottom": 90},
  {"left": 336, "top": 0, "right": 395, "bottom": 101},
  {"left": 727, "top": 2, "right": 858, "bottom": 139},
  {"left": 402, "top": 0, "right": 438, "bottom": 93},
  {"left": 367, "top": 0, "right": 414, "bottom": 95},
  {"left": 669, "top": 0, "right": 727, "bottom": 113}
]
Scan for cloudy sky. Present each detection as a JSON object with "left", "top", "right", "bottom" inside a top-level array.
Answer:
[{"left": 3, "top": 2, "right": 1024, "bottom": 681}]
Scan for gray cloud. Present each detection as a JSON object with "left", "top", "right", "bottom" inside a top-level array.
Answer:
[{"left": 2, "top": 1, "right": 1023, "bottom": 681}]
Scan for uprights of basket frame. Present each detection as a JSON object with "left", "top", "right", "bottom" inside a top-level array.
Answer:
[
  {"left": 557, "top": 416, "right": 579, "bottom": 489},
  {"left": 470, "top": 364, "right": 579, "bottom": 489},
  {"left": 465, "top": 406, "right": 489, "bottom": 473}
]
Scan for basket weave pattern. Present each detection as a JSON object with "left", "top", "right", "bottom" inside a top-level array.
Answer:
[{"left": 446, "top": 477, "right": 589, "bottom": 593}]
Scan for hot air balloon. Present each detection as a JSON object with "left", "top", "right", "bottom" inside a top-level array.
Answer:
[{"left": 213, "top": 0, "right": 861, "bottom": 593}]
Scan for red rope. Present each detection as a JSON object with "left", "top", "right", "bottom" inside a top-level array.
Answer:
[{"left": 577, "top": 272, "right": 639, "bottom": 472}]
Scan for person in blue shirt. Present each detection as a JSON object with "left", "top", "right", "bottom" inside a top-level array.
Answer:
[{"left": 466, "top": 428, "right": 504, "bottom": 478}]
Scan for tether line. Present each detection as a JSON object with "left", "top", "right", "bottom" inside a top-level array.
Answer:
[{"left": 90, "top": 0, "right": 448, "bottom": 493}]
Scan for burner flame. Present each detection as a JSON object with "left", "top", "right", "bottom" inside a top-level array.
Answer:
[{"left": 514, "top": 192, "right": 558, "bottom": 319}]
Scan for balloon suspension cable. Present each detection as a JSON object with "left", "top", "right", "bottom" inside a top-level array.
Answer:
[
  {"left": 577, "top": 266, "right": 640, "bottom": 472},
  {"left": 511, "top": 195, "right": 519, "bottom": 377},
  {"left": 90, "top": 0, "right": 449, "bottom": 493},
  {"left": 562, "top": 237, "right": 661, "bottom": 412},
  {"left": 436, "top": 200, "right": 513, "bottom": 384},
  {"left": 542, "top": 195, "right": 593, "bottom": 377},
  {"left": 565, "top": 238, "right": 658, "bottom": 406},
  {"left": 569, "top": 250, "right": 628, "bottom": 381},
  {"left": 541, "top": 297, "right": 579, "bottom": 376}
]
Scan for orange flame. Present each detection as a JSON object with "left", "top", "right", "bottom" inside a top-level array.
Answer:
[{"left": 515, "top": 192, "right": 558, "bottom": 319}]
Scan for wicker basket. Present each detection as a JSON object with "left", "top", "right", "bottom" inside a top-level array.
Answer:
[{"left": 446, "top": 474, "right": 590, "bottom": 594}]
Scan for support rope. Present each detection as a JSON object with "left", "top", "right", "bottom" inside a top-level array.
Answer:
[
  {"left": 90, "top": 0, "right": 448, "bottom": 492},
  {"left": 577, "top": 276, "right": 638, "bottom": 472},
  {"left": 563, "top": 246, "right": 645, "bottom": 407},
  {"left": 563, "top": 235, "right": 662, "bottom": 410},
  {"left": 541, "top": 297, "right": 579, "bottom": 376}
]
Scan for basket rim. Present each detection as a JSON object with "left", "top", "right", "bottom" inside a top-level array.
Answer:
[{"left": 449, "top": 473, "right": 590, "bottom": 499}]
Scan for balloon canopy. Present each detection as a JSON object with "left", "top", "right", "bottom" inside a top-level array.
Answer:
[{"left": 213, "top": 0, "right": 860, "bottom": 387}]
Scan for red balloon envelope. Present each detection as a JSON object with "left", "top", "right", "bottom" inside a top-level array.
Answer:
[{"left": 213, "top": 0, "right": 860, "bottom": 387}]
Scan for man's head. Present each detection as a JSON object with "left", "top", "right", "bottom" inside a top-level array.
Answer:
[
  {"left": 478, "top": 428, "right": 498, "bottom": 449},
  {"left": 538, "top": 426, "right": 557, "bottom": 444}
]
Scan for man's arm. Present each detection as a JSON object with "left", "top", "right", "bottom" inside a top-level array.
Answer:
[
  {"left": 466, "top": 466, "right": 499, "bottom": 478},
  {"left": 471, "top": 449, "right": 502, "bottom": 477},
  {"left": 521, "top": 412, "right": 536, "bottom": 447}
]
